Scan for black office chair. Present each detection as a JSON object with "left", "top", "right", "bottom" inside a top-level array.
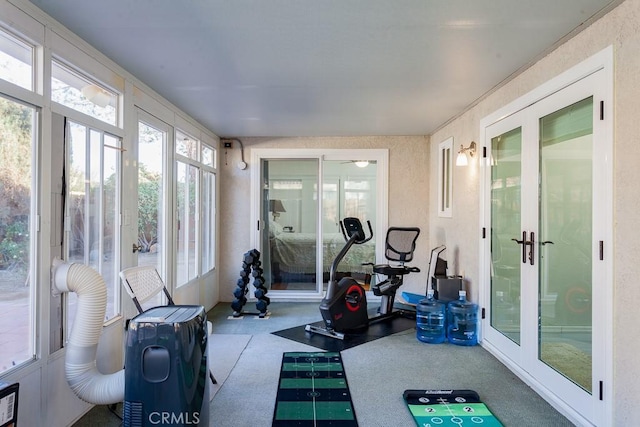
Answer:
[{"left": 368, "top": 227, "right": 421, "bottom": 315}]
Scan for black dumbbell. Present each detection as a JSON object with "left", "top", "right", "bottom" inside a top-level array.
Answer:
[
  {"left": 256, "top": 299, "right": 269, "bottom": 312},
  {"left": 254, "top": 287, "right": 268, "bottom": 299},
  {"left": 234, "top": 287, "right": 248, "bottom": 299},
  {"left": 231, "top": 297, "right": 246, "bottom": 312},
  {"left": 243, "top": 251, "right": 258, "bottom": 266}
]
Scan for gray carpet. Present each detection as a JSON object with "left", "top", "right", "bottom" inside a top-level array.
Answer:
[{"left": 73, "top": 302, "right": 575, "bottom": 426}]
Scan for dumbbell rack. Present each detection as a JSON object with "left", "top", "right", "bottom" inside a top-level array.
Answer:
[{"left": 230, "top": 249, "right": 271, "bottom": 318}]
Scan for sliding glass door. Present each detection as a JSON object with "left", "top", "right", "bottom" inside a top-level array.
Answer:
[{"left": 254, "top": 150, "right": 387, "bottom": 297}]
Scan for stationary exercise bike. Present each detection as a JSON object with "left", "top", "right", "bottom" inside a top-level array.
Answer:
[{"left": 305, "top": 217, "right": 420, "bottom": 340}]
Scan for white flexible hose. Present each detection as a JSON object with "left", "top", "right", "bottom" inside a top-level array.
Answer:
[{"left": 52, "top": 258, "right": 124, "bottom": 404}]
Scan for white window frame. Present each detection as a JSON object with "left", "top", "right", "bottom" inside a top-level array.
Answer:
[{"left": 438, "top": 137, "right": 453, "bottom": 218}]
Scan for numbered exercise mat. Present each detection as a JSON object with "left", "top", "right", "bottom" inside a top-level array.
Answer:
[
  {"left": 403, "top": 389, "right": 503, "bottom": 427},
  {"left": 273, "top": 352, "right": 358, "bottom": 426}
]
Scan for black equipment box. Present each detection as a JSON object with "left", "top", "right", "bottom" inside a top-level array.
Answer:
[
  {"left": 431, "top": 276, "right": 463, "bottom": 302},
  {"left": 0, "top": 382, "right": 18, "bottom": 427},
  {"left": 124, "top": 305, "right": 209, "bottom": 427}
]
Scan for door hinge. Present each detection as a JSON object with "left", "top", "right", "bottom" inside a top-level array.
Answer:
[
  {"left": 257, "top": 220, "right": 260, "bottom": 231},
  {"left": 599, "top": 381, "right": 604, "bottom": 400},
  {"left": 600, "top": 101, "right": 605, "bottom": 120},
  {"left": 599, "top": 241, "right": 604, "bottom": 260},
  {"left": 481, "top": 307, "right": 486, "bottom": 319},
  {"left": 483, "top": 146, "right": 487, "bottom": 158},
  {"left": 482, "top": 227, "right": 486, "bottom": 239}
]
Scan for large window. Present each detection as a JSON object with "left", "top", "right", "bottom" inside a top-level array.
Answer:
[
  {"left": 0, "top": 95, "right": 36, "bottom": 373},
  {"left": 175, "top": 130, "right": 216, "bottom": 287}
]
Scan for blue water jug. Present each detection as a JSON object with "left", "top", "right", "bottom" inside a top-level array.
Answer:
[
  {"left": 447, "top": 290, "right": 478, "bottom": 346},
  {"left": 416, "top": 289, "right": 446, "bottom": 343}
]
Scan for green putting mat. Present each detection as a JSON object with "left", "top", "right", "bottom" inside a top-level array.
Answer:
[
  {"left": 273, "top": 352, "right": 358, "bottom": 426},
  {"left": 403, "top": 389, "right": 503, "bottom": 427}
]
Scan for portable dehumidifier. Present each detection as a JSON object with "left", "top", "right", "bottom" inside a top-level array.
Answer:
[{"left": 123, "top": 305, "right": 209, "bottom": 427}]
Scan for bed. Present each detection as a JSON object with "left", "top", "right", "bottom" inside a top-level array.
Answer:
[{"left": 268, "top": 222, "right": 375, "bottom": 282}]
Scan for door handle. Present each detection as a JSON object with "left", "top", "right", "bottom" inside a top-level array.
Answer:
[
  {"left": 511, "top": 231, "right": 527, "bottom": 264},
  {"left": 512, "top": 231, "right": 536, "bottom": 265},
  {"left": 526, "top": 232, "right": 535, "bottom": 265},
  {"left": 540, "top": 240, "right": 554, "bottom": 246}
]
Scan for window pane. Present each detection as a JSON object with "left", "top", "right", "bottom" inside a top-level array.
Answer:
[
  {"left": 176, "top": 161, "right": 197, "bottom": 285},
  {"left": 51, "top": 60, "right": 118, "bottom": 126},
  {"left": 176, "top": 130, "right": 198, "bottom": 160},
  {"left": 0, "top": 29, "right": 33, "bottom": 90},
  {"left": 65, "top": 121, "right": 120, "bottom": 324},
  {"left": 202, "top": 145, "right": 214, "bottom": 167},
  {"left": 201, "top": 171, "right": 215, "bottom": 273},
  {"left": 0, "top": 96, "right": 35, "bottom": 372},
  {"left": 266, "top": 160, "right": 319, "bottom": 292}
]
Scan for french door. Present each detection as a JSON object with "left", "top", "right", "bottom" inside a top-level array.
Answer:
[{"left": 482, "top": 69, "right": 610, "bottom": 425}]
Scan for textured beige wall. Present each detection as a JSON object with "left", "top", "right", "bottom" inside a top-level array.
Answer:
[
  {"left": 219, "top": 135, "right": 430, "bottom": 303},
  {"left": 429, "top": 0, "right": 639, "bottom": 424}
]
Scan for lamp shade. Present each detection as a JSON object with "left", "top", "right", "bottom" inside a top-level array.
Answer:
[
  {"left": 456, "top": 152, "right": 468, "bottom": 166},
  {"left": 269, "top": 199, "right": 286, "bottom": 213}
]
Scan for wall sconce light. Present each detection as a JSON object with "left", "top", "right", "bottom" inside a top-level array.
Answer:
[{"left": 456, "top": 141, "right": 477, "bottom": 166}]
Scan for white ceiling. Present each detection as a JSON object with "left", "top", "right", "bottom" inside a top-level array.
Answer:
[{"left": 28, "top": 0, "right": 621, "bottom": 137}]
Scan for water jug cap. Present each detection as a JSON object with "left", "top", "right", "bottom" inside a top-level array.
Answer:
[
  {"left": 427, "top": 289, "right": 434, "bottom": 296},
  {"left": 459, "top": 290, "right": 466, "bottom": 297}
]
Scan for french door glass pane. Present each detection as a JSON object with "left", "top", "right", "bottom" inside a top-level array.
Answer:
[
  {"left": 137, "top": 120, "right": 165, "bottom": 306},
  {"left": 538, "top": 97, "right": 593, "bottom": 392},
  {"left": 176, "top": 161, "right": 198, "bottom": 285},
  {"left": 66, "top": 121, "right": 121, "bottom": 323},
  {"left": 137, "top": 122, "right": 164, "bottom": 271},
  {"left": 0, "top": 96, "right": 35, "bottom": 372},
  {"left": 490, "top": 127, "right": 522, "bottom": 344},
  {"left": 102, "top": 134, "right": 120, "bottom": 319},
  {"left": 202, "top": 171, "right": 216, "bottom": 273}
]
